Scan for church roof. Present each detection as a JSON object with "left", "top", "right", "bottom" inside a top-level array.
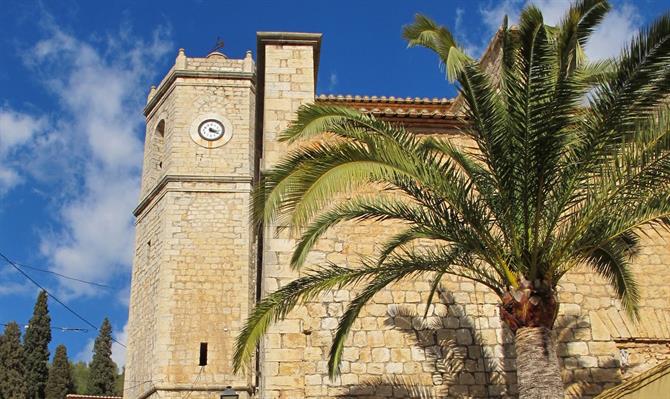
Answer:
[
  {"left": 315, "top": 94, "right": 462, "bottom": 123},
  {"left": 315, "top": 94, "right": 452, "bottom": 105}
]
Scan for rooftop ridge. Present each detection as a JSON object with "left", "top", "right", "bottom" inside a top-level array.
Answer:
[{"left": 316, "top": 94, "right": 453, "bottom": 105}]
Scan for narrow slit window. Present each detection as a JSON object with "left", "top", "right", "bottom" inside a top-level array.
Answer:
[
  {"left": 199, "top": 342, "right": 208, "bottom": 366},
  {"left": 147, "top": 240, "right": 152, "bottom": 262}
]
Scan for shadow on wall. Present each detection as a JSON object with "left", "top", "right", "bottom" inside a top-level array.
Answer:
[
  {"left": 555, "top": 314, "right": 623, "bottom": 398},
  {"left": 336, "top": 286, "right": 622, "bottom": 399}
]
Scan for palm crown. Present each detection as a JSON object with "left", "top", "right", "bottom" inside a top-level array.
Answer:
[{"left": 234, "top": 0, "right": 670, "bottom": 380}]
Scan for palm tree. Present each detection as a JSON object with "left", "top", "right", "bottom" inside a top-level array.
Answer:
[{"left": 234, "top": 1, "right": 670, "bottom": 397}]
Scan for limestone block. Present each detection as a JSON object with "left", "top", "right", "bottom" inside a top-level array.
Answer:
[
  {"left": 588, "top": 341, "right": 616, "bottom": 356},
  {"left": 580, "top": 356, "right": 598, "bottom": 368},
  {"left": 566, "top": 342, "right": 589, "bottom": 356},
  {"left": 456, "top": 329, "right": 474, "bottom": 345},
  {"left": 385, "top": 362, "right": 403, "bottom": 373},
  {"left": 371, "top": 348, "right": 390, "bottom": 362}
]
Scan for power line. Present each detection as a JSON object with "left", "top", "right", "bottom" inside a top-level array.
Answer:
[
  {"left": 0, "top": 322, "right": 88, "bottom": 332},
  {"left": 123, "top": 379, "right": 160, "bottom": 392},
  {"left": 0, "top": 251, "right": 126, "bottom": 348},
  {"left": 12, "top": 261, "right": 112, "bottom": 288},
  {"left": 182, "top": 366, "right": 204, "bottom": 399}
]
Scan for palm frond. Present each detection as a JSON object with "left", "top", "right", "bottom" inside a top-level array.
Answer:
[
  {"left": 290, "top": 196, "right": 447, "bottom": 269},
  {"left": 570, "top": 12, "right": 670, "bottom": 176},
  {"left": 423, "top": 271, "right": 445, "bottom": 319},
  {"left": 577, "top": 59, "right": 615, "bottom": 84},
  {"left": 326, "top": 248, "right": 471, "bottom": 377},
  {"left": 551, "top": 108, "right": 670, "bottom": 265},
  {"left": 556, "top": 0, "right": 611, "bottom": 76},
  {"left": 233, "top": 263, "right": 405, "bottom": 372},
  {"left": 402, "top": 14, "right": 472, "bottom": 81},
  {"left": 236, "top": 3, "right": 670, "bottom": 380},
  {"left": 580, "top": 239, "right": 640, "bottom": 319},
  {"left": 377, "top": 227, "right": 437, "bottom": 265}
]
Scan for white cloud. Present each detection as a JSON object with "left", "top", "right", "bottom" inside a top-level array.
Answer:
[
  {"left": 44, "top": 175, "right": 139, "bottom": 297},
  {"left": 111, "top": 321, "right": 128, "bottom": 369},
  {"left": 75, "top": 321, "right": 128, "bottom": 369},
  {"left": 75, "top": 338, "right": 94, "bottom": 364},
  {"left": 328, "top": 72, "right": 338, "bottom": 91},
  {"left": 455, "top": 7, "right": 465, "bottom": 31},
  {"left": 530, "top": 0, "right": 569, "bottom": 26},
  {"left": 471, "top": 1, "right": 642, "bottom": 61},
  {"left": 116, "top": 284, "right": 131, "bottom": 307},
  {"left": 451, "top": 0, "right": 523, "bottom": 58},
  {"left": 480, "top": 0, "right": 523, "bottom": 34},
  {"left": 0, "top": 109, "right": 46, "bottom": 193},
  {"left": 585, "top": 4, "right": 640, "bottom": 60},
  {"left": 3, "top": 23, "right": 172, "bottom": 298},
  {"left": 454, "top": 7, "right": 486, "bottom": 57},
  {"left": 0, "top": 109, "right": 45, "bottom": 149},
  {"left": 0, "top": 275, "right": 32, "bottom": 296},
  {"left": 0, "top": 167, "right": 21, "bottom": 193},
  {"left": 0, "top": 270, "right": 44, "bottom": 298}
]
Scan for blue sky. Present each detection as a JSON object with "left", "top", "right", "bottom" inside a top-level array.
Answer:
[{"left": 1, "top": 0, "right": 667, "bottom": 368}]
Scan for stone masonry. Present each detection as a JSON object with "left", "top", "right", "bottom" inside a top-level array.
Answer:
[
  {"left": 125, "top": 32, "right": 670, "bottom": 399},
  {"left": 125, "top": 48, "right": 257, "bottom": 399}
]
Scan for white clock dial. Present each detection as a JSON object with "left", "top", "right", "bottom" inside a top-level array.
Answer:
[{"left": 198, "top": 119, "right": 225, "bottom": 141}]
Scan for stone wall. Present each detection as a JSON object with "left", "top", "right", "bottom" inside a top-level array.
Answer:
[
  {"left": 258, "top": 32, "right": 322, "bottom": 399},
  {"left": 256, "top": 34, "right": 670, "bottom": 399},
  {"left": 618, "top": 342, "right": 670, "bottom": 378},
  {"left": 258, "top": 207, "right": 670, "bottom": 399},
  {"left": 125, "top": 189, "right": 166, "bottom": 396},
  {"left": 126, "top": 31, "right": 670, "bottom": 399}
]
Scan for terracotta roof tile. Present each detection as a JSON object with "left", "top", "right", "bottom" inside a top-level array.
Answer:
[
  {"left": 315, "top": 94, "right": 464, "bottom": 125},
  {"left": 316, "top": 94, "right": 452, "bottom": 105}
]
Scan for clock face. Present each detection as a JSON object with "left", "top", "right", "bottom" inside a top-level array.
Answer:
[
  {"left": 198, "top": 119, "right": 225, "bottom": 141},
  {"left": 189, "top": 114, "right": 232, "bottom": 148}
]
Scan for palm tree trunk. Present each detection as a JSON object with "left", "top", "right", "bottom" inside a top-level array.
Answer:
[{"left": 515, "top": 327, "right": 564, "bottom": 399}]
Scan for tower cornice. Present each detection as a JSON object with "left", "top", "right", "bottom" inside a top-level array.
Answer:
[
  {"left": 143, "top": 69, "right": 256, "bottom": 117},
  {"left": 133, "top": 174, "right": 254, "bottom": 217}
]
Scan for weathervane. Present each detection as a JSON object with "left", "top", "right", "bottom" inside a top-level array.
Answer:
[{"left": 209, "top": 37, "right": 225, "bottom": 54}]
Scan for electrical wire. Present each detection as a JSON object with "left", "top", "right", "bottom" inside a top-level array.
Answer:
[
  {"left": 182, "top": 366, "right": 204, "bottom": 399},
  {"left": 0, "top": 322, "right": 88, "bottom": 332},
  {"left": 123, "top": 379, "right": 158, "bottom": 392},
  {"left": 12, "top": 261, "right": 112, "bottom": 288},
  {"left": 0, "top": 251, "right": 126, "bottom": 348}
]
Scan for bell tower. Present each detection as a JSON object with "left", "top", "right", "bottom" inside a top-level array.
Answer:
[{"left": 125, "top": 47, "right": 257, "bottom": 399}]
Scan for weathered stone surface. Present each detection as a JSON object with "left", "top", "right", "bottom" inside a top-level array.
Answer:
[
  {"left": 590, "top": 311, "right": 612, "bottom": 341},
  {"left": 126, "top": 32, "right": 670, "bottom": 399},
  {"left": 125, "top": 47, "right": 257, "bottom": 399}
]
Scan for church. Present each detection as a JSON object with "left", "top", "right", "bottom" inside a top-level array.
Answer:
[{"left": 123, "top": 31, "right": 670, "bottom": 399}]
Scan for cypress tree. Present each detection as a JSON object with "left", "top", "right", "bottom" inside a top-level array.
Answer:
[
  {"left": 24, "top": 290, "right": 51, "bottom": 399},
  {"left": 114, "top": 368, "right": 125, "bottom": 396},
  {"left": 45, "top": 345, "right": 74, "bottom": 399},
  {"left": 0, "top": 322, "right": 28, "bottom": 399},
  {"left": 70, "top": 362, "right": 89, "bottom": 394},
  {"left": 87, "top": 318, "right": 117, "bottom": 395}
]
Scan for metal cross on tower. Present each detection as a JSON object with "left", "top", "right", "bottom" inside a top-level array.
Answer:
[{"left": 209, "top": 37, "right": 225, "bottom": 54}]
